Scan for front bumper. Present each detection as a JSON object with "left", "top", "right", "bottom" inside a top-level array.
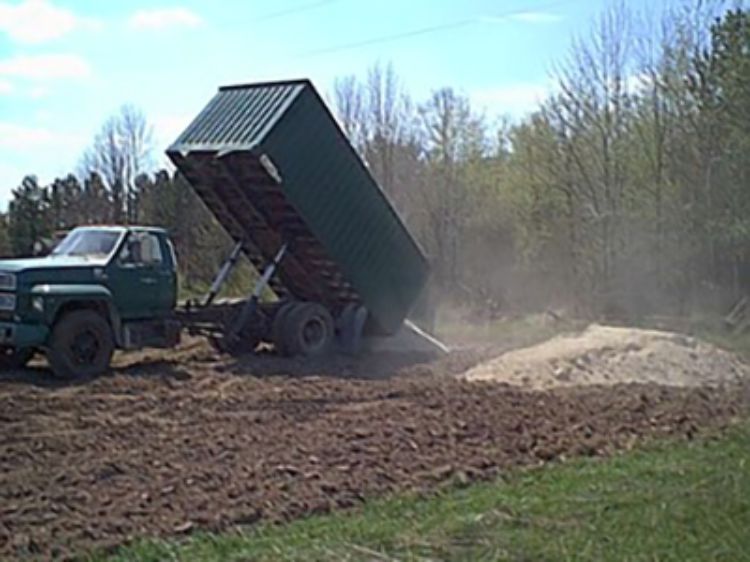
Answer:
[{"left": 0, "top": 321, "right": 49, "bottom": 348}]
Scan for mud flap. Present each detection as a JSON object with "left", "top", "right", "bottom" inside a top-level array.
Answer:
[{"left": 336, "top": 304, "right": 368, "bottom": 355}]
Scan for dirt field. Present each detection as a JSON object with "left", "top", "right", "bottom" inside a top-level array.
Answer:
[{"left": 1, "top": 331, "right": 749, "bottom": 559}]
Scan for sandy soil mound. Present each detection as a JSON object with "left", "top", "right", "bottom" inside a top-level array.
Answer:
[{"left": 463, "top": 325, "right": 749, "bottom": 390}]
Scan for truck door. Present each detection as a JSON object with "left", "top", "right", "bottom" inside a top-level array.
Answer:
[{"left": 106, "top": 232, "right": 173, "bottom": 320}]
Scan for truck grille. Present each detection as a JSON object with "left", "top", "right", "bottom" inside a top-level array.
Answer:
[
  {"left": 0, "top": 294, "right": 15, "bottom": 311},
  {"left": 0, "top": 273, "right": 16, "bottom": 291}
]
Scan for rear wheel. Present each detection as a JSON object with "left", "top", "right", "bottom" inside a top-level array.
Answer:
[
  {"left": 0, "top": 347, "right": 33, "bottom": 370},
  {"left": 47, "top": 310, "right": 114, "bottom": 379},
  {"left": 283, "top": 302, "right": 334, "bottom": 357},
  {"left": 336, "top": 303, "right": 368, "bottom": 355},
  {"left": 219, "top": 307, "right": 263, "bottom": 354},
  {"left": 271, "top": 301, "right": 297, "bottom": 356}
]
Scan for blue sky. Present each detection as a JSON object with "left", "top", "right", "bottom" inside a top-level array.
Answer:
[{"left": 0, "top": 0, "right": 607, "bottom": 207}]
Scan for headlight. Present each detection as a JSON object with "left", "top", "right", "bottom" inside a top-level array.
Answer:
[
  {"left": 0, "top": 273, "right": 16, "bottom": 291},
  {"left": 32, "top": 296, "right": 44, "bottom": 313},
  {"left": 0, "top": 294, "right": 16, "bottom": 311}
]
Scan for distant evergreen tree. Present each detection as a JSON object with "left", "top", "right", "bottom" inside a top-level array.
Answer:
[{"left": 8, "top": 176, "right": 52, "bottom": 256}]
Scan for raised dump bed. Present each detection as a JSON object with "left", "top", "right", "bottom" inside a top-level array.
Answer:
[{"left": 167, "top": 79, "right": 428, "bottom": 337}]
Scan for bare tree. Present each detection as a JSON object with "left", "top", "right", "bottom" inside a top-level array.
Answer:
[
  {"left": 363, "top": 62, "right": 413, "bottom": 202},
  {"left": 330, "top": 63, "right": 422, "bottom": 227},
  {"left": 418, "top": 88, "right": 487, "bottom": 290},
  {"left": 81, "top": 105, "right": 154, "bottom": 224},
  {"left": 331, "top": 75, "right": 367, "bottom": 153},
  {"left": 545, "top": 2, "right": 635, "bottom": 307}
]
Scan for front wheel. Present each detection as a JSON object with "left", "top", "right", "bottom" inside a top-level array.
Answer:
[{"left": 47, "top": 310, "right": 114, "bottom": 379}]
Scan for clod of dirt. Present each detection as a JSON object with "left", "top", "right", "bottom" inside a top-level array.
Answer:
[{"left": 463, "top": 324, "right": 749, "bottom": 389}]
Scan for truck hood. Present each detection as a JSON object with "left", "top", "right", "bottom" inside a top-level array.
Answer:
[{"left": 0, "top": 255, "right": 107, "bottom": 272}]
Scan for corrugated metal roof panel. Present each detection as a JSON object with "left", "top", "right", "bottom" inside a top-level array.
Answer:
[
  {"left": 171, "top": 80, "right": 304, "bottom": 150},
  {"left": 167, "top": 79, "right": 429, "bottom": 334}
]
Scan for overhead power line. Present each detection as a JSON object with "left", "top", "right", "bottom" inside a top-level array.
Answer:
[
  {"left": 302, "top": 18, "right": 476, "bottom": 57},
  {"left": 300, "top": 1, "right": 568, "bottom": 58}
]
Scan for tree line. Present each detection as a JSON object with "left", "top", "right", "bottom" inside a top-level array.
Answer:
[
  {"left": 0, "top": 2, "right": 747, "bottom": 320},
  {"left": 331, "top": 2, "right": 749, "bottom": 320}
]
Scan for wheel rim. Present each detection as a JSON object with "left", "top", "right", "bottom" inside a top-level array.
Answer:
[
  {"left": 71, "top": 330, "right": 100, "bottom": 366},
  {"left": 301, "top": 317, "right": 327, "bottom": 350}
]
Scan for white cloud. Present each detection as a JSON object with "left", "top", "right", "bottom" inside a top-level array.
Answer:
[
  {"left": 153, "top": 113, "right": 192, "bottom": 147},
  {"left": 0, "top": 123, "right": 87, "bottom": 205},
  {"left": 0, "top": 53, "right": 91, "bottom": 81},
  {"left": 481, "top": 11, "right": 563, "bottom": 25},
  {"left": 471, "top": 83, "right": 552, "bottom": 117},
  {"left": 509, "top": 11, "right": 563, "bottom": 24},
  {"left": 626, "top": 71, "right": 652, "bottom": 93},
  {"left": 29, "top": 85, "right": 49, "bottom": 98},
  {"left": 0, "top": 121, "right": 60, "bottom": 149},
  {"left": 0, "top": 80, "right": 12, "bottom": 94},
  {"left": 0, "top": 0, "right": 89, "bottom": 44},
  {"left": 129, "top": 7, "right": 202, "bottom": 30},
  {"left": 34, "top": 109, "right": 52, "bottom": 122}
]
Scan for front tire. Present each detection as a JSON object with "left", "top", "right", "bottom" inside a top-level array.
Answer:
[{"left": 47, "top": 310, "right": 114, "bottom": 379}]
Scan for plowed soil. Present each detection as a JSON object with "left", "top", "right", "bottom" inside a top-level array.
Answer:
[{"left": 1, "top": 340, "right": 749, "bottom": 560}]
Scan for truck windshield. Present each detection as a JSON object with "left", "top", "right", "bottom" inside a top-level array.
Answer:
[{"left": 51, "top": 230, "right": 122, "bottom": 259}]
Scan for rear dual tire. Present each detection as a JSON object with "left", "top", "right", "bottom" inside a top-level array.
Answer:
[
  {"left": 271, "top": 302, "right": 297, "bottom": 356},
  {"left": 272, "top": 302, "right": 334, "bottom": 357}
]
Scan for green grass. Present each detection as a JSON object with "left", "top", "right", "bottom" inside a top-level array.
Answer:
[{"left": 96, "top": 422, "right": 750, "bottom": 562}]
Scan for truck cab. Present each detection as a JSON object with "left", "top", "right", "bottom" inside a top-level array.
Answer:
[{"left": 0, "top": 226, "right": 179, "bottom": 378}]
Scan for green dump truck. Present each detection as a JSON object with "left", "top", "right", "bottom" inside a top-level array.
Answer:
[{"left": 0, "top": 79, "right": 430, "bottom": 379}]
